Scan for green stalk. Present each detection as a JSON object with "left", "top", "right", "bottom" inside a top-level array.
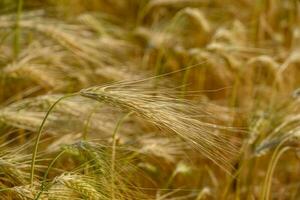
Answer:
[
  {"left": 260, "top": 136, "right": 292, "bottom": 200},
  {"left": 14, "top": 0, "right": 23, "bottom": 58},
  {"left": 35, "top": 150, "right": 66, "bottom": 200},
  {"left": 111, "top": 111, "right": 134, "bottom": 200},
  {"left": 82, "top": 111, "right": 95, "bottom": 140},
  {"left": 30, "top": 93, "right": 77, "bottom": 186}
]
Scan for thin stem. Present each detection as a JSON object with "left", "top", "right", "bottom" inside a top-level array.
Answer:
[
  {"left": 14, "top": 0, "right": 23, "bottom": 58},
  {"left": 83, "top": 111, "right": 95, "bottom": 140},
  {"left": 35, "top": 150, "right": 66, "bottom": 200},
  {"left": 30, "top": 93, "right": 77, "bottom": 186},
  {"left": 111, "top": 111, "right": 134, "bottom": 200},
  {"left": 260, "top": 135, "right": 292, "bottom": 200},
  {"left": 265, "top": 146, "right": 290, "bottom": 200}
]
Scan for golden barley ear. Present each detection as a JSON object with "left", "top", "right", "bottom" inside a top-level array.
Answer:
[{"left": 80, "top": 81, "right": 242, "bottom": 173}]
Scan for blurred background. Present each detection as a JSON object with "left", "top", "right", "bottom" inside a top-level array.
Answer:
[{"left": 0, "top": 0, "right": 300, "bottom": 199}]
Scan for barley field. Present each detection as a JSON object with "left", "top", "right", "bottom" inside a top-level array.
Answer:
[{"left": 0, "top": 0, "right": 299, "bottom": 199}]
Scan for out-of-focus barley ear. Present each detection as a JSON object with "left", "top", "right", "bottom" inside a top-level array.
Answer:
[
  {"left": 0, "top": 131, "right": 46, "bottom": 189},
  {"left": 10, "top": 184, "right": 41, "bottom": 200},
  {"left": 182, "top": 8, "right": 210, "bottom": 32},
  {"left": 163, "top": 161, "right": 191, "bottom": 189},
  {"left": 196, "top": 187, "right": 211, "bottom": 200}
]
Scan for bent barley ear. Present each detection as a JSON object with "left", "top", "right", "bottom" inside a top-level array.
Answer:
[{"left": 80, "top": 83, "right": 241, "bottom": 173}]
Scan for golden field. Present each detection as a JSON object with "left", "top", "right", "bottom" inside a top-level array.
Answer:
[{"left": 0, "top": 0, "right": 299, "bottom": 199}]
